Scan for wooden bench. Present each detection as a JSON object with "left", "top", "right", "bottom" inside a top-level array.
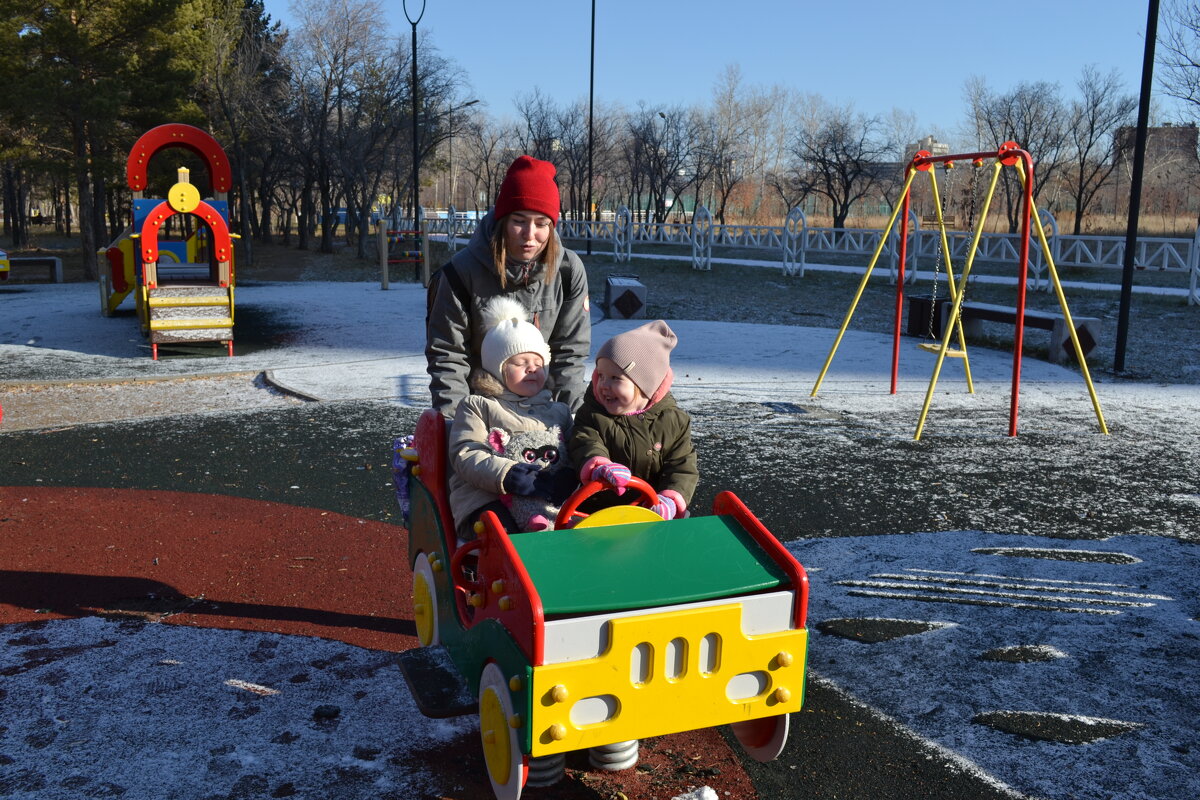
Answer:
[
  {"left": 942, "top": 301, "right": 1101, "bottom": 364},
  {"left": 921, "top": 214, "right": 957, "bottom": 228}
]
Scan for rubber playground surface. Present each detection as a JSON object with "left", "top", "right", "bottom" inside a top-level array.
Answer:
[{"left": 2, "top": 280, "right": 1198, "bottom": 799}]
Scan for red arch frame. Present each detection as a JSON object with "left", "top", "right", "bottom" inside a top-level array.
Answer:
[
  {"left": 125, "top": 124, "right": 232, "bottom": 194},
  {"left": 138, "top": 200, "right": 234, "bottom": 287}
]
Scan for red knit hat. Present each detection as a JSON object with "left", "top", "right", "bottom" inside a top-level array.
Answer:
[{"left": 494, "top": 155, "right": 560, "bottom": 224}]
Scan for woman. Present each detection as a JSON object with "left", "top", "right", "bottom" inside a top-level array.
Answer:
[{"left": 426, "top": 155, "right": 591, "bottom": 418}]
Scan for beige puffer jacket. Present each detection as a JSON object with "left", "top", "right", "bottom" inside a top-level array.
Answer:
[{"left": 448, "top": 379, "right": 574, "bottom": 530}]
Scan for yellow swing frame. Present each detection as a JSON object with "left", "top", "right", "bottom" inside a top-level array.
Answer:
[{"left": 810, "top": 142, "right": 1108, "bottom": 440}]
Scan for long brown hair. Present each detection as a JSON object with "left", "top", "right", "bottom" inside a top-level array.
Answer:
[{"left": 490, "top": 213, "right": 560, "bottom": 289}]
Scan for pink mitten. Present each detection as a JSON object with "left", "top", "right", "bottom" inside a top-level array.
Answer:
[
  {"left": 650, "top": 493, "right": 678, "bottom": 520},
  {"left": 590, "top": 462, "right": 632, "bottom": 495}
]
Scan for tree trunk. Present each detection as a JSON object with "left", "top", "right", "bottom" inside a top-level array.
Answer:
[
  {"left": 253, "top": 196, "right": 267, "bottom": 242},
  {"left": 298, "top": 185, "right": 312, "bottom": 251},
  {"left": 236, "top": 162, "right": 254, "bottom": 267},
  {"left": 64, "top": 179, "right": 73, "bottom": 237},
  {"left": 356, "top": 204, "right": 370, "bottom": 260},
  {"left": 2, "top": 164, "right": 16, "bottom": 244},
  {"left": 73, "top": 141, "right": 99, "bottom": 281}
]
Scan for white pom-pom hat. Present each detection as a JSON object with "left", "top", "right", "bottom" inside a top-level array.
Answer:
[{"left": 480, "top": 296, "right": 551, "bottom": 379}]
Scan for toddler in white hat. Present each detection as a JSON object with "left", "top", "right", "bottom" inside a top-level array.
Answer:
[{"left": 448, "top": 298, "right": 576, "bottom": 538}]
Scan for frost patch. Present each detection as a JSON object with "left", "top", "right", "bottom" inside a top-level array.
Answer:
[
  {"left": 972, "top": 546, "right": 1141, "bottom": 565},
  {"left": 225, "top": 678, "right": 280, "bottom": 696},
  {"left": 973, "top": 710, "right": 1143, "bottom": 744},
  {"left": 816, "top": 617, "right": 955, "bottom": 643},
  {"left": 979, "top": 644, "right": 1068, "bottom": 663}
]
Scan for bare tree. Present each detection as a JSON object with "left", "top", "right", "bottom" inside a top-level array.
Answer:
[
  {"left": 626, "top": 104, "right": 702, "bottom": 224},
  {"left": 783, "top": 101, "right": 892, "bottom": 228},
  {"left": 336, "top": 37, "right": 409, "bottom": 258},
  {"left": 708, "top": 65, "right": 766, "bottom": 225},
  {"left": 457, "top": 115, "right": 516, "bottom": 217},
  {"left": 878, "top": 107, "right": 923, "bottom": 214},
  {"left": 552, "top": 99, "right": 591, "bottom": 220},
  {"left": 1160, "top": 0, "right": 1200, "bottom": 114},
  {"left": 764, "top": 91, "right": 819, "bottom": 216},
  {"left": 1063, "top": 66, "right": 1137, "bottom": 234},
  {"left": 195, "top": 0, "right": 289, "bottom": 264},
  {"left": 966, "top": 78, "right": 1070, "bottom": 231},
  {"left": 287, "top": 0, "right": 382, "bottom": 252},
  {"left": 513, "top": 89, "right": 560, "bottom": 162},
  {"left": 582, "top": 101, "right": 622, "bottom": 218}
]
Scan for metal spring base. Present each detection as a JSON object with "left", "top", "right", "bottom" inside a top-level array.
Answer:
[
  {"left": 588, "top": 739, "right": 639, "bottom": 771},
  {"left": 526, "top": 752, "right": 566, "bottom": 786}
]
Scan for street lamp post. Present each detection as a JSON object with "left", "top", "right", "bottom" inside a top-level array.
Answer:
[
  {"left": 587, "top": 0, "right": 595, "bottom": 254},
  {"left": 1115, "top": 0, "right": 1160, "bottom": 374},
  {"left": 404, "top": 0, "right": 425, "bottom": 232}
]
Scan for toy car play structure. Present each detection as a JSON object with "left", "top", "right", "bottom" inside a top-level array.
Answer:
[{"left": 394, "top": 409, "right": 810, "bottom": 800}]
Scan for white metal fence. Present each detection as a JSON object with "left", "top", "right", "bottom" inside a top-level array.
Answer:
[{"left": 415, "top": 210, "right": 1200, "bottom": 305}]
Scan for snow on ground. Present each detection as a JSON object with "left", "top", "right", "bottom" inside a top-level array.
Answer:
[
  {"left": 794, "top": 531, "right": 1199, "bottom": 800},
  {"left": 0, "top": 616, "right": 471, "bottom": 800}
]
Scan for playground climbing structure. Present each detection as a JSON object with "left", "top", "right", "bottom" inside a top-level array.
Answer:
[
  {"left": 101, "top": 124, "right": 237, "bottom": 359},
  {"left": 810, "top": 142, "right": 1108, "bottom": 440}
]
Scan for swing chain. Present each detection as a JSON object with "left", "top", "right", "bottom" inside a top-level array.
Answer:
[
  {"left": 959, "top": 159, "right": 983, "bottom": 302},
  {"left": 926, "top": 165, "right": 949, "bottom": 341}
]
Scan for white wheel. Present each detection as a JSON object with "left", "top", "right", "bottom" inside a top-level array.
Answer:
[
  {"left": 412, "top": 552, "right": 439, "bottom": 646},
  {"left": 731, "top": 714, "right": 789, "bottom": 762},
  {"left": 479, "top": 662, "right": 525, "bottom": 800}
]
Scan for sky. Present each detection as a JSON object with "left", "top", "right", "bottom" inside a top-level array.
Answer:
[{"left": 269, "top": 0, "right": 1164, "bottom": 144}]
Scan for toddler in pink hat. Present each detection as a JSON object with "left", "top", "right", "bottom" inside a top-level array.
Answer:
[{"left": 568, "top": 320, "right": 697, "bottom": 519}]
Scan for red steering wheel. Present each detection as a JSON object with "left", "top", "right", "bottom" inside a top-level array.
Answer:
[{"left": 555, "top": 476, "right": 658, "bottom": 529}]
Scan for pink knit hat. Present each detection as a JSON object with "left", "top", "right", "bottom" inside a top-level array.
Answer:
[
  {"left": 494, "top": 155, "right": 560, "bottom": 224},
  {"left": 595, "top": 320, "right": 677, "bottom": 400}
]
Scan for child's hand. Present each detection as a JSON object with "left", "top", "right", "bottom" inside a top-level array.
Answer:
[
  {"left": 531, "top": 470, "right": 567, "bottom": 502},
  {"left": 591, "top": 462, "right": 632, "bottom": 495},
  {"left": 547, "top": 470, "right": 579, "bottom": 504},
  {"left": 503, "top": 463, "right": 541, "bottom": 495},
  {"left": 651, "top": 493, "right": 678, "bottom": 520}
]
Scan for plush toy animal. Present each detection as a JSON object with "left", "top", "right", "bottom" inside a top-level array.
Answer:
[{"left": 488, "top": 425, "right": 570, "bottom": 531}]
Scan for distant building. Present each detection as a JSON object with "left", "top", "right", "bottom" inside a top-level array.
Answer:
[
  {"left": 1115, "top": 122, "right": 1198, "bottom": 166},
  {"left": 906, "top": 135, "right": 951, "bottom": 161},
  {"left": 1111, "top": 122, "right": 1200, "bottom": 218}
]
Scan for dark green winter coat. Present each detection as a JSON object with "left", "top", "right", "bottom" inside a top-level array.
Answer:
[{"left": 569, "top": 387, "right": 698, "bottom": 505}]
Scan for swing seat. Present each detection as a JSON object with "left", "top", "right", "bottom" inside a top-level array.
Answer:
[{"left": 917, "top": 342, "right": 967, "bottom": 358}]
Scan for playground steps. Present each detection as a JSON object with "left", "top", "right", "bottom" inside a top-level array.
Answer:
[{"left": 146, "top": 285, "right": 234, "bottom": 344}]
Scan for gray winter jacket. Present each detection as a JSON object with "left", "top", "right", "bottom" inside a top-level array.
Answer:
[{"left": 426, "top": 211, "right": 591, "bottom": 418}]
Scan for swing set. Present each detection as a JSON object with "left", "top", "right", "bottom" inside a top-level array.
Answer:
[{"left": 810, "top": 141, "right": 1108, "bottom": 440}]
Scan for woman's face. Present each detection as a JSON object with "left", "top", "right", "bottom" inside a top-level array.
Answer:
[
  {"left": 594, "top": 357, "right": 647, "bottom": 415},
  {"left": 503, "top": 210, "right": 553, "bottom": 262},
  {"left": 503, "top": 352, "right": 547, "bottom": 397}
]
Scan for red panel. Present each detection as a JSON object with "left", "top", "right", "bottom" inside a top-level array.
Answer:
[
  {"left": 413, "top": 409, "right": 456, "bottom": 552},
  {"left": 125, "top": 124, "right": 232, "bottom": 194},
  {"left": 138, "top": 201, "right": 173, "bottom": 267},
  {"left": 475, "top": 511, "right": 546, "bottom": 667},
  {"left": 105, "top": 247, "right": 128, "bottom": 293},
  {"left": 712, "top": 491, "right": 809, "bottom": 629},
  {"left": 138, "top": 200, "right": 233, "bottom": 269}
]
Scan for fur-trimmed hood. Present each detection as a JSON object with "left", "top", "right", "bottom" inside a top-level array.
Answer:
[{"left": 469, "top": 367, "right": 507, "bottom": 397}]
